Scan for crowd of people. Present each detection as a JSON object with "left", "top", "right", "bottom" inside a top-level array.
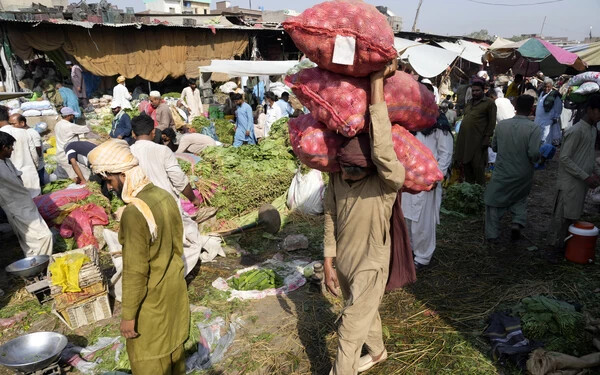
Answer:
[{"left": 2, "top": 52, "right": 600, "bottom": 374}]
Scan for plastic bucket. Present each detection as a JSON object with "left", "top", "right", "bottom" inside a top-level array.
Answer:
[{"left": 565, "top": 221, "right": 598, "bottom": 264}]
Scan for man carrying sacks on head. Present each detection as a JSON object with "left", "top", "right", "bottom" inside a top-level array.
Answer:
[
  {"left": 323, "top": 61, "right": 405, "bottom": 375},
  {"left": 88, "top": 140, "right": 189, "bottom": 374}
]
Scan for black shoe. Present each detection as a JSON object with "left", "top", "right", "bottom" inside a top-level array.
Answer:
[
  {"left": 414, "top": 261, "right": 427, "bottom": 271},
  {"left": 510, "top": 224, "right": 521, "bottom": 242}
]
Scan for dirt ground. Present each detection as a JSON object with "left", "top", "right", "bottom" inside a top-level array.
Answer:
[{"left": 1, "top": 156, "right": 600, "bottom": 375}]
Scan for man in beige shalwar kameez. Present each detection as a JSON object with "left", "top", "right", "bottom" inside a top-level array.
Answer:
[{"left": 324, "top": 62, "right": 405, "bottom": 375}]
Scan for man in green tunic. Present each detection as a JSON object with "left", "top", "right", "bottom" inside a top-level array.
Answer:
[
  {"left": 484, "top": 95, "right": 541, "bottom": 242},
  {"left": 455, "top": 80, "right": 497, "bottom": 184},
  {"left": 547, "top": 94, "right": 600, "bottom": 253},
  {"left": 88, "top": 139, "right": 189, "bottom": 374}
]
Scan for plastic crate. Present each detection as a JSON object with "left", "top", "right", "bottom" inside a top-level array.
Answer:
[{"left": 54, "top": 292, "right": 112, "bottom": 330}]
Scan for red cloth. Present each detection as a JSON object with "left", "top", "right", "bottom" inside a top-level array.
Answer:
[
  {"left": 33, "top": 188, "right": 92, "bottom": 221},
  {"left": 337, "top": 133, "right": 375, "bottom": 170},
  {"left": 59, "top": 204, "right": 109, "bottom": 248},
  {"left": 386, "top": 193, "right": 416, "bottom": 291}
]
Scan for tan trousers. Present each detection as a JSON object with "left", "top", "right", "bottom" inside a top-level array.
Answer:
[
  {"left": 130, "top": 344, "right": 185, "bottom": 375},
  {"left": 332, "top": 265, "right": 388, "bottom": 375}
]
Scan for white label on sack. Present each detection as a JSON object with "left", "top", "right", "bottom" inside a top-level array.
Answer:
[{"left": 332, "top": 35, "right": 356, "bottom": 66}]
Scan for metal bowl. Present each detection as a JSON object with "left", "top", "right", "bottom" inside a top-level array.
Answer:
[
  {"left": 0, "top": 332, "right": 67, "bottom": 372},
  {"left": 5, "top": 255, "right": 50, "bottom": 278}
]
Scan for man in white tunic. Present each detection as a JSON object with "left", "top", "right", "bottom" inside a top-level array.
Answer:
[
  {"left": 180, "top": 79, "right": 202, "bottom": 121},
  {"left": 10, "top": 114, "right": 44, "bottom": 187},
  {"left": 130, "top": 114, "right": 209, "bottom": 274},
  {"left": 0, "top": 131, "right": 53, "bottom": 256},
  {"left": 264, "top": 92, "right": 282, "bottom": 137},
  {"left": 0, "top": 107, "right": 40, "bottom": 197},
  {"left": 112, "top": 76, "right": 132, "bottom": 110},
  {"left": 401, "top": 108, "right": 454, "bottom": 269},
  {"left": 54, "top": 107, "right": 90, "bottom": 179}
]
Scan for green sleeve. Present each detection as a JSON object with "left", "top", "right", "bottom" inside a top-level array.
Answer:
[{"left": 119, "top": 205, "right": 151, "bottom": 320}]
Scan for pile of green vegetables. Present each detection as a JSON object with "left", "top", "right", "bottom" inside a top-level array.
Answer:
[
  {"left": 442, "top": 182, "right": 485, "bottom": 215},
  {"left": 513, "top": 295, "right": 588, "bottom": 354},
  {"left": 228, "top": 269, "right": 284, "bottom": 291},
  {"left": 91, "top": 115, "right": 114, "bottom": 136},
  {"left": 194, "top": 117, "right": 296, "bottom": 219},
  {"left": 161, "top": 92, "right": 181, "bottom": 99},
  {"left": 190, "top": 116, "right": 236, "bottom": 145},
  {"left": 42, "top": 179, "right": 73, "bottom": 194}
]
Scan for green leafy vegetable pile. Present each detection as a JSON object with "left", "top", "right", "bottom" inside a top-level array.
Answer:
[
  {"left": 178, "top": 159, "right": 192, "bottom": 174},
  {"left": 42, "top": 179, "right": 73, "bottom": 194},
  {"left": 190, "top": 117, "right": 236, "bottom": 145},
  {"left": 443, "top": 182, "right": 484, "bottom": 215},
  {"left": 513, "top": 295, "right": 587, "bottom": 354},
  {"left": 194, "top": 117, "right": 295, "bottom": 219},
  {"left": 228, "top": 269, "right": 284, "bottom": 291},
  {"left": 91, "top": 115, "right": 113, "bottom": 136},
  {"left": 161, "top": 92, "right": 181, "bottom": 99}
]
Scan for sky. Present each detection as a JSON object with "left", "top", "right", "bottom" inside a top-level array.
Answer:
[{"left": 74, "top": 0, "right": 600, "bottom": 41}]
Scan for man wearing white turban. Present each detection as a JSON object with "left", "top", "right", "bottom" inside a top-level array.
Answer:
[{"left": 88, "top": 139, "right": 189, "bottom": 374}]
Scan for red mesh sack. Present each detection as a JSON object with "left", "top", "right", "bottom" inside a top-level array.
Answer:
[
  {"left": 385, "top": 72, "right": 439, "bottom": 132},
  {"left": 33, "top": 188, "right": 92, "bottom": 222},
  {"left": 289, "top": 114, "right": 345, "bottom": 172},
  {"left": 391, "top": 125, "right": 443, "bottom": 193},
  {"left": 286, "top": 69, "right": 438, "bottom": 136},
  {"left": 282, "top": 0, "right": 397, "bottom": 77}
]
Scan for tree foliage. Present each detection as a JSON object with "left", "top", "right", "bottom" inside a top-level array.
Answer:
[{"left": 464, "top": 29, "right": 493, "bottom": 41}]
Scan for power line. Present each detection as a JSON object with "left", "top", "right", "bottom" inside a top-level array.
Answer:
[{"left": 466, "top": 0, "right": 565, "bottom": 6}]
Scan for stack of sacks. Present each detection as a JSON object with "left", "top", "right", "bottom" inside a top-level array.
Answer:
[
  {"left": 283, "top": 0, "right": 443, "bottom": 192},
  {"left": 565, "top": 71, "right": 600, "bottom": 104},
  {"left": 21, "top": 100, "right": 56, "bottom": 117}
]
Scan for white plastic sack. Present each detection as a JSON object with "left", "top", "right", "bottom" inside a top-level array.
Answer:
[
  {"left": 286, "top": 168, "right": 325, "bottom": 215},
  {"left": 219, "top": 82, "right": 238, "bottom": 94},
  {"left": 20, "top": 100, "right": 51, "bottom": 111},
  {"left": 212, "top": 254, "right": 316, "bottom": 300},
  {"left": 41, "top": 109, "right": 58, "bottom": 116},
  {"left": 269, "top": 81, "right": 292, "bottom": 98},
  {"left": 4, "top": 99, "right": 20, "bottom": 110},
  {"left": 574, "top": 82, "right": 600, "bottom": 95},
  {"left": 22, "top": 109, "right": 42, "bottom": 117}
]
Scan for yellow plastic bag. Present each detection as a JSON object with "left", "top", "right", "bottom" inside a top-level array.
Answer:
[
  {"left": 48, "top": 253, "right": 90, "bottom": 293},
  {"left": 46, "top": 147, "right": 57, "bottom": 155},
  {"left": 48, "top": 136, "right": 56, "bottom": 147}
]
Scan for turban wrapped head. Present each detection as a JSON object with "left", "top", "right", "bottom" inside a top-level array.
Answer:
[{"left": 88, "top": 139, "right": 157, "bottom": 240}]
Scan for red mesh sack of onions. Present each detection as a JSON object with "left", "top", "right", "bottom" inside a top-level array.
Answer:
[
  {"left": 282, "top": 0, "right": 397, "bottom": 77},
  {"left": 285, "top": 68, "right": 438, "bottom": 137},
  {"left": 288, "top": 114, "right": 345, "bottom": 172},
  {"left": 391, "top": 125, "right": 443, "bottom": 192}
]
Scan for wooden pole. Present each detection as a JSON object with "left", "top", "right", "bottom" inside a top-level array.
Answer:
[
  {"left": 540, "top": 16, "right": 547, "bottom": 37},
  {"left": 412, "top": 0, "right": 424, "bottom": 32}
]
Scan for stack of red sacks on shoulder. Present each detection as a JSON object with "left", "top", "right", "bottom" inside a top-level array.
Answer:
[{"left": 283, "top": 0, "right": 443, "bottom": 192}]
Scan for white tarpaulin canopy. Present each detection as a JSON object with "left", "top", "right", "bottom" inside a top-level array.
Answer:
[
  {"left": 397, "top": 38, "right": 459, "bottom": 78},
  {"left": 199, "top": 60, "right": 299, "bottom": 77},
  {"left": 394, "top": 37, "right": 422, "bottom": 54},
  {"left": 438, "top": 40, "right": 486, "bottom": 65}
]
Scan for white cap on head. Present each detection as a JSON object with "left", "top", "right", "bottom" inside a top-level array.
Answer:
[
  {"left": 65, "top": 61, "right": 72, "bottom": 65},
  {"left": 544, "top": 77, "right": 554, "bottom": 85},
  {"left": 110, "top": 101, "right": 121, "bottom": 109},
  {"left": 149, "top": 90, "right": 161, "bottom": 98}
]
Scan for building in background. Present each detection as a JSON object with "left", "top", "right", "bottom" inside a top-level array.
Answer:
[
  {"left": 376, "top": 6, "right": 402, "bottom": 32},
  {"left": 0, "top": 0, "right": 67, "bottom": 10},
  {"left": 144, "top": 0, "right": 211, "bottom": 14}
]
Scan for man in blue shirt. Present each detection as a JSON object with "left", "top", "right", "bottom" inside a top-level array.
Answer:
[
  {"left": 233, "top": 93, "right": 256, "bottom": 147},
  {"left": 56, "top": 83, "right": 81, "bottom": 119},
  {"left": 276, "top": 92, "right": 294, "bottom": 117},
  {"left": 110, "top": 101, "right": 133, "bottom": 145}
]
